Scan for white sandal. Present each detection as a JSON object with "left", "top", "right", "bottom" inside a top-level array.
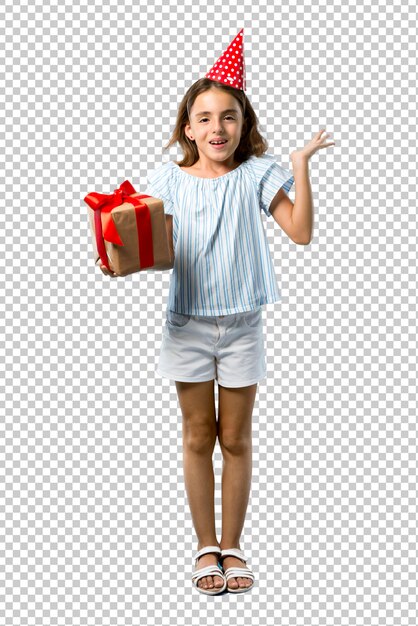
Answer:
[
  {"left": 220, "top": 548, "right": 255, "bottom": 593},
  {"left": 191, "top": 545, "right": 227, "bottom": 595}
]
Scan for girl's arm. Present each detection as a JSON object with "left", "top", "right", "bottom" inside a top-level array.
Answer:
[
  {"left": 166, "top": 214, "right": 174, "bottom": 261},
  {"left": 289, "top": 128, "right": 335, "bottom": 244},
  {"left": 288, "top": 155, "right": 313, "bottom": 245},
  {"left": 268, "top": 158, "right": 312, "bottom": 245},
  {"left": 268, "top": 189, "right": 307, "bottom": 245}
]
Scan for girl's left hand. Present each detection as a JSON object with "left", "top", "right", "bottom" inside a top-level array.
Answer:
[{"left": 290, "top": 129, "right": 335, "bottom": 163}]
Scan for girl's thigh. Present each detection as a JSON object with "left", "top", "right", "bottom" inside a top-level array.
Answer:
[
  {"left": 175, "top": 380, "right": 217, "bottom": 439},
  {"left": 217, "top": 383, "right": 258, "bottom": 445}
]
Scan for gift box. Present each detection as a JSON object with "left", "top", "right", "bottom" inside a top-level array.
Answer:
[{"left": 84, "top": 180, "right": 174, "bottom": 277}]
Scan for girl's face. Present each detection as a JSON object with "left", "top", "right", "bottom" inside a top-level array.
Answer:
[{"left": 185, "top": 89, "right": 244, "bottom": 165}]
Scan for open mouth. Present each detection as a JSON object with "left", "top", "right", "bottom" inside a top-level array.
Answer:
[{"left": 209, "top": 140, "right": 228, "bottom": 149}]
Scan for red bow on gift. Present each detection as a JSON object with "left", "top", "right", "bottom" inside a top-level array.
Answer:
[{"left": 84, "top": 180, "right": 154, "bottom": 272}]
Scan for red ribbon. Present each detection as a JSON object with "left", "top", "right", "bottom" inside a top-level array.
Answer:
[{"left": 84, "top": 180, "right": 155, "bottom": 272}]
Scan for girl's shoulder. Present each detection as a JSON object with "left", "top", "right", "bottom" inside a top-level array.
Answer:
[
  {"left": 148, "top": 160, "right": 177, "bottom": 176},
  {"left": 247, "top": 152, "right": 277, "bottom": 177},
  {"left": 248, "top": 153, "right": 295, "bottom": 188},
  {"left": 144, "top": 161, "right": 179, "bottom": 215},
  {"left": 146, "top": 160, "right": 178, "bottom": 189}
]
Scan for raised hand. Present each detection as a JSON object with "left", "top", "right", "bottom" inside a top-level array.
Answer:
[{"left": 290, "top": 128, "right": 335, "bottom": 164}]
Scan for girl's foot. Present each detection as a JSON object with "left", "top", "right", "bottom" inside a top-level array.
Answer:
[
  {"left": 195, "top": 552, "right": 225, "bottom": 590},
  {"left": 220, "top": 555, "right": 254, "bottom": 590}
]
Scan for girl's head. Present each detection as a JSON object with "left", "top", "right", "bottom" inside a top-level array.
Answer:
[{"left": 163, "top": 78, "right": 268, "bottom": 166}]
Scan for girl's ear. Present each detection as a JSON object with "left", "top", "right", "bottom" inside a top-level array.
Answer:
[{"left": 184, "top": 122, "right": 195, "bottom": 141}]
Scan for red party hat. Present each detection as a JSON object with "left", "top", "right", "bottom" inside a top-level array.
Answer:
[{"left": 205, "top": 28, "right": 246, "bottom": 91}]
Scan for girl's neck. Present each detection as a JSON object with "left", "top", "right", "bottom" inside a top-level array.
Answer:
[{"left": 184, "top": 157, "right": 241, "bottom": 177}]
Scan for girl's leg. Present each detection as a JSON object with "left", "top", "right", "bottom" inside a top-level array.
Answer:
[
  {"left": 217, "top": 382, "right": 258, "bottom": 590},
  {"left": 175, "top": 379, "right": 223, "bottom": 590}
]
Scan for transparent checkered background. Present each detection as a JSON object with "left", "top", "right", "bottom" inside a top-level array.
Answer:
[{"left": 1, "top": 1, "right": 417, "bottom": 624}]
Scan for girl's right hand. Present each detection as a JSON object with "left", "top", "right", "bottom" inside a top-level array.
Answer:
[{"left": 99, "top": 263, "right": 118, "bottom": 277}]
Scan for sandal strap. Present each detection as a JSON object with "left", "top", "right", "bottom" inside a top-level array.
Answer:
[
  {"left": 223, "top": 566, "right": 255, "bottom": 582},
  {"left": 220, "top": 548, "right": 248, "bottom": 562},
  {"left": 192, "top": 545, "right": 222, "bottom": 564},
  {"left": 192, "top": 563, "right": 224, "bottom": 584}
]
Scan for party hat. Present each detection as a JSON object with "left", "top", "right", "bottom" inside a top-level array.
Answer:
[{"left": 205, "top": 28, "right": 246, "bottom": 91}]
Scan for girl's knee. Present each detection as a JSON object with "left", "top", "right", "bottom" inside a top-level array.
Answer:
[
  {"left": 183, "top": 424, "right": 217, "bottom": 454},
  {"left": 218, "top": 434, "right": 251, "bottom": 456}
]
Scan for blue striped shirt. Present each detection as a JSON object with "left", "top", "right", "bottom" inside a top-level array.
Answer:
[{"left": 144, "top": 153, "right": 294, "bottom": 316}]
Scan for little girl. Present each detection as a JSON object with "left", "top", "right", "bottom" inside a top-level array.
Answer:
[{"left": 101, "top": 30, "right": 334, "bottom": 595}]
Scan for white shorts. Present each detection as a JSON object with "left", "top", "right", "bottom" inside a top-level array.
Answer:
[{"left": 156, "top": 307, "right": 266, "bottom": 388}]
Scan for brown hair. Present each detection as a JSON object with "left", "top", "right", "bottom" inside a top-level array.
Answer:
[{"left": 163, "top": 78, "right": 269, "bottom": 167}]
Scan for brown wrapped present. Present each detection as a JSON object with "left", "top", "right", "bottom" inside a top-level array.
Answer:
[{"left": 84, "top": 180, "right": 174, "bottom": 277}]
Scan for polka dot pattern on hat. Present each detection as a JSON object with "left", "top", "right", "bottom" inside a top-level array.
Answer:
[{"left": 205, "top": 28, "right": 246, "bottom": 92}]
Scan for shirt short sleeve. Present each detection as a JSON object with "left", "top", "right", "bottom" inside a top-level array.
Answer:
[
  {"left": 143, "top": 161, "right": 175, "bottom": 215},
  {"left": 250, "top": 154, "right": 295, "bottom": 218}
]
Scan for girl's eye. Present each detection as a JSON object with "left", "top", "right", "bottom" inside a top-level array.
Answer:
[{"left": 199, "top": 116, "right": 235, "bottom": 122}]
